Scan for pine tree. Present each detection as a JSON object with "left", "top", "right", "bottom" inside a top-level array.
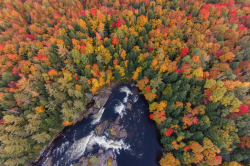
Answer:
[
  {"left": 185, "top": 131, "right": 194, "bottom": 139},
  {"left": 2, "top": 72, "right": 19, "bottom": 83},
  {"left": 127, "top": 36, "right": 135, "bottom": 52},
  {"left": 172, "top": 80, "right": 181, "bottom": 93},
  {"left": 72, "top": 21, "right": 79, "bottom": 31},
  {"left": 191, "top": 131, "right": 203, "bottom": 141},
  {"left": 143, "top": 35, "right": 148, "bottom": 43},
  {"left": 148, "top": 10, "right": 155, "bottom": 20},
  {"left": 177, "top": 91, "right": 187, "bottom": 102},
  {"left": 166, "top": 101, "right": 175, "bottom": 115},
  {"left": 69, "top": 31, "right": 76, "bottom": 39},
  {"left": 128, "top": 61, "right": 135, "bottom": 76},
  {"left": 144, "top": 68, "right": 155, "bottom": 80},
  {"left": 165, "top": 72, "right": 178, "bottom": 84},
  {"left": 48, "top": 53, "right": 62, "bottom": 64},
  {"left": 76, "top": 32, "right": 83, "bottom": 40},
  {"left": 114, "top": 68, "right": 120, "bottom": 81},
  {"left": 108, "top": 45, "right": 115, "bottom": 55},
  {"left": 205, "top": 101, "right": 221, "bottom": 113},
  {"left": 230, "top": 62, "right": 239, "bottom": 69},
  {"left": 140, "top": 28, "right": 147, "bottom": 36},
  {"left": 138, "top": 39, "right": 144, "bottom": 49}
]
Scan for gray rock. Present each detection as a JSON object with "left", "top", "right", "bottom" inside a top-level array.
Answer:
[
  {"left": 95, "top": 121, "right": 109, "bottom": 136},
  {"left": 109, "top": 124, "right": 123, "bottom": 137},
  {"left": 85, "top": 93, "right": 93, "bottom": 100},
  {"left": 80, "top": 150, "right": 117, "bottom": 166},
  {"left": 98, "top": 148, "right": 104, "bottom": 155},
  {"left": 131, "top": 86, "right": 139, "bottom": 95},
  {"left": 116, "top": 128, "right": 128, "bottom": 139},
  {"left": 93, "top": 90, "right": 112, "bottom": 108},
  {"left": 125, "top": 102, "right": 132, "bottom": 110},
  {"left": 114, "top": 115, "right": 121, "bottom": 124},
  {"left": 43, "top": 157, "right": 52, "bottom": 166},
  {"left": 92, "top": 107, "right": 100, "bottom": 114}
]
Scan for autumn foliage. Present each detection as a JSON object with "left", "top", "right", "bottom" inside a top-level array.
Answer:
[{"left": 0, "top": 0, "right": 250, "bottom": 165}]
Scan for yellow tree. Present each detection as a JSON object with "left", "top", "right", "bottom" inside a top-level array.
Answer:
[
  {"left": 159, "top": 153, "right": 181, "bottom": 166},
  {"left": 219, "top": 52, "right": 235, "bottom": 62}
]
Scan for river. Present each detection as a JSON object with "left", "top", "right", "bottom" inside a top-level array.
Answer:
[{"left": 37, "top": 83, "right": 163, "bottom": 166}]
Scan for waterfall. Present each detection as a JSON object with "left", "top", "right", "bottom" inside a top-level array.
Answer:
[{"left": 91, "top": 107, "right": 105, "bottom": 125}]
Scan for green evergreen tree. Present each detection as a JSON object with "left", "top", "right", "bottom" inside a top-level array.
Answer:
[
  {"left": 143, "top": 68, "right": 155, "bottom": 80},
  {"left": 69, "top": 31, "right": 76, "bottom": 39},
  {"left": 165, "top": 72, "right": 178, "bottom": 84},
  {"left": 140, "top": 28, "right": 147, "bottom": 37},
  {"left": 0, "top": 80, "right": 7, "bottom": 87},
  {"left": 166, "top": 101, "right": 175, "bottom": 115},
  {"left": 138, "top": 39, "right": 144, "bottom": 49},
  {"left": 76, "top": 32, "right": 83, "bottom": 40},
  {"left": 128, "top": 61, "right": 135, "bottom": 76},
  {"left": 133, "top": 1, "right": 140, "bottom": 9},
  {"left": 127, "top": 36, "right": 135, "bottom": 52},
  {"left": 143, "top": 35, "right": 148, "bottom": 43},
  {"left": 1, "top": 72, "right": 19, "bottom": 83},
  {"left": 114, "top": 68, "right": 120, "bottom": 81},
  {"left": 108, "top": 45, "right": 115, "bottom": 55},
  {"left": 148, "top": 10, "right": 155, "bottom": 20},
  {"left": 48, "top": 53, "right": 62, "bottom": 64},
  {"left": 72, "top": 21, "right": 79, "bottom": 31}
]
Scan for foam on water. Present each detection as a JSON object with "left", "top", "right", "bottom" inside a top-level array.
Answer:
[
  {"left": 114, "top": 101, "right": 126, "bottom": 118},
  {"left": 91, "top": 107, "right": 105, "bottom": 125},
  {"left": 87, "top": 135, "right": 130, "bottom": 154},
  {"left": 65, "top": 131, "right": 94, "bottom": 161},
  {"left": 133, "top": 95, "right": 138, "bottom": 103},
  {"left": 120, "top": 86, "right": 133, "bottom": 103},
  {"left": 63, "top": 131, "right": 130, "bottom": 164},
  {"left": 55, "top": 141, "right": 69, "bottom": 157}
]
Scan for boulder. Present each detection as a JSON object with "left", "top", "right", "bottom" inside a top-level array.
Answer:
[
  {"left": 80, "top": 150, "right": 117, "bottom": 166},
  {"left": 116, "top": 128, "right": 128, "bottom": 139},
  {"left": 125, "top": 102, "right": 132, "bottom": 110},
  {"left": 85, "top": 93, "right": 93, "bottom": 100},
  {"left": 109, "top": 124, "right": 123, "bottom": 137},
  {"left": 131, "top": 86, "right": 139, "bottom": 95},
  {"left": 95, "top": 121, "right": 109, "bottom": 136},
  {"left": 92, "top": 107, "right": 100, "bottom": 114}
]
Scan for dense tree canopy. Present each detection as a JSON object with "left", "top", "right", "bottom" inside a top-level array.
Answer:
[{"left": 0, "top": 0, "right": 250, "bottom": 165}]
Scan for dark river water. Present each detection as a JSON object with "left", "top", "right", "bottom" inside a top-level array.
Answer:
[{"left": 37, "top": 83, "right": 163, "bottom": 166}]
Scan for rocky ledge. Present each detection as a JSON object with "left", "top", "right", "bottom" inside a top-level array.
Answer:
[
  {"left": 79, "top": 149, "right": 117, "bottom": 166},
  {"left": 95, "top": 115, "right": 128, "bottom": 139}
]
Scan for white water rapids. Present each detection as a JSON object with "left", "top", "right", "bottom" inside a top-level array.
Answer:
[
  {"left": 49, "top": 85, "right": 139, "bottom": 166},
  {"left": 120, "top": 86, "right": 133, "bottom": 103}
]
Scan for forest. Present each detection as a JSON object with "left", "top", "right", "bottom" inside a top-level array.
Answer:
[{"left": 0, "top": 0, "right": 250, "bottom": 165}]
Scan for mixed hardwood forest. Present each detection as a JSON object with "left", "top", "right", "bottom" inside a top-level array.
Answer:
[{"left": 0, "top": 0, "right": 250, "bottom": 165}]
